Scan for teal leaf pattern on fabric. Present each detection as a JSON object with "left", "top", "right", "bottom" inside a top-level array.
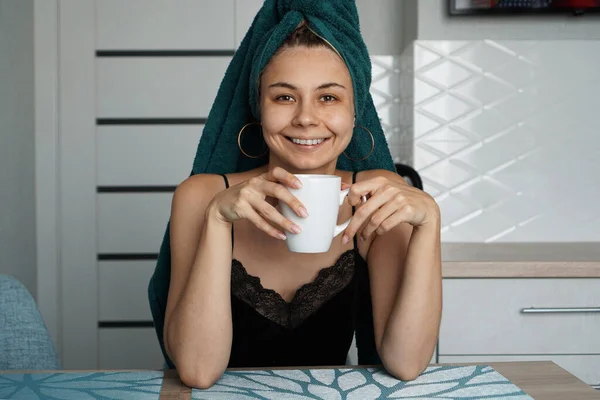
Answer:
[
  {"left": 273, "top": 370, "right": 311, "bottom": 383},
  {"left": 0, "top": 371, "right": 162, "bottom": 400},
  {"left": 307, "top": 384, "right": 342, "bottom": 400},
  {"left": 0, "top": 366, "right": 532, "bottom": 399},
  {"left": 346, "top": 383, "right": 381, "bottom": 400},
  {"left": 390, "top": 382, "right": 460, "bottom": 397},
  {"left": 337, "top": 371, "right": 366, "bottom": 391},
  {"left": 467, "top": 371, "right": 512, "bottom": 385},
  {"left": 245, "top": 375, "right": 304, "bottom": 392},
  {"left": 406, "top": 366, "right": 477, "bottom": 385},
  {"left": 309, "top": 369, "right": 335, "bottom": 385},
  {"left": 192, "top": 365, "right": 533, "bottom": 399}
]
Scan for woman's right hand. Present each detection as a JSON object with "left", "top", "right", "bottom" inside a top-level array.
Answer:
[{"left": 209, "top": 167, "right": 308, "bottom": 240}]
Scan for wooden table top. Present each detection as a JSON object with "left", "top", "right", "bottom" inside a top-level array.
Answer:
[{"left": 459, "top": 361, "right": 599, "bottom": 400}]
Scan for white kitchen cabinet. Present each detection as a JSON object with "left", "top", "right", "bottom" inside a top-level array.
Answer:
[
  {"left": 440, "top": 278, "right": 600, "bottom": 355},
  {"left": 96, "top": 0, "right": 235, "bottom": 50},
  {"left": 439, "top": 278, "right": 600, "bottom": 386}
]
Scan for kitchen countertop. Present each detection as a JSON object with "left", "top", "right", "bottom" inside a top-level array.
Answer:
[{"left": 441, "top": 243, "right": 600, "bottom": 278}]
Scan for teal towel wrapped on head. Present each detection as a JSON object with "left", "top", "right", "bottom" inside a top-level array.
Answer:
[{"left": 149, "top": 0, "right": 395, "bottom": 368}]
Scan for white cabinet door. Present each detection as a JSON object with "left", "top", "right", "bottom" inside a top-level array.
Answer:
[
  {"left": 97, "top": 126, "right": 200, "bottom": 187},
  {"left": 99, "top": 328, "right": 165, "bottom": 370},
  {"left": 440, "top": 278, "right": 600, "bottom": 355},
  {"left": 96, "top": 57, "right": 231, "bottom": 118},
  {"left": 96, "top": 0, "right": 235, "bottom": 50},
  {"left": 56, "top": 0, "right": 237, "bottom": 369},
  {"left": 235, "top": 0, "right": 263, "bottom": 47}
]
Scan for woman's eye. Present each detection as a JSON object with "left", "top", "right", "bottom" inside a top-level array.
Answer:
[
  {"left": 276, "top": 95, "right": 294, "bottom": 102},
  {"left": 321, "top": 95, "right": 337, "bottom": 102}
]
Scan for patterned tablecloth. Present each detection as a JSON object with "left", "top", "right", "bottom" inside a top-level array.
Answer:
[
  {"left": 0, "top": 371, "right": 163, "bottom": 399},
  {"left": 193, "top": 365, "right": 533, "bottom": 399},
  {"left": 0, "top": 365, "right": 533, "bottom": 399}
]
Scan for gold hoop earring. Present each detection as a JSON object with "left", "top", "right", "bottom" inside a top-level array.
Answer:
[
  {"left": 343, "top": 125, "right": 375, "bottom": 162},
  {"left": 237, "top": 122, "right": 269, "bottom": 159}
]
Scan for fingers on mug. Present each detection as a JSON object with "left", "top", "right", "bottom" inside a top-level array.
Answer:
[{"left": 336, "top": 192, "right": 368, "bottom": 236}]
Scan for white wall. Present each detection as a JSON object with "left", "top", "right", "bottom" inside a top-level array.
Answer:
[
  {"left": 355, "top": 0, "right": 404, "bottom": 54},
  {"left": 0, "top": 0, "right": 36, "bottom": 297},
  {"left": 396, "top": 1, "right": 600, "bottom": 245},
  {"left": 409, "top": 40, "right": 600, "bottom": 243},
  {"left": 418, "top": 0, "right": 600, "bottom": 39}
]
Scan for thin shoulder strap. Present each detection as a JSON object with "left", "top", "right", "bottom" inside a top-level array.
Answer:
[
  {"left": 219, "top": 174, "right": 234, "bottom": 249},
  {"left": 351, "top": 171, "right": 359, "bottom": 250},
  {"left": 221, "top": 173, "right": 230, "bottom": 189}
]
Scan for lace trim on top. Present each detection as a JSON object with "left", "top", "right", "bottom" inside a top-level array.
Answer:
[{"left": 231, "top": 250, "right": 356, "bottom": 328}]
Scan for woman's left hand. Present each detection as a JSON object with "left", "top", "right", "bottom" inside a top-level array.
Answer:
[{"left": 342, "top": 175, "right": 440, "bottom": 244}]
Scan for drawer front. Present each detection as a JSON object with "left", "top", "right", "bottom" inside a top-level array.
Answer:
[
  {"left": 96, "top": 0, "right": 235, "bottom": 50},
  {"left": 97, "top": 125, "right": 200, "bottom": 186},
  {"left": 97, "top": 57, "right": 231, "bottom": 118},
  {"left": 439, "top": 355, "right": 600, "bottom": 386},
  {"left": 99, "top": 261, "right": 155, "bottom": 321},
  {"left": 440, "top": 279, "right": 600, "bottom": 354},
  {"left": 235, "top": 0, "right": 263, "bottom": 46},
  {"left": 99, "top": 328, "right": 164, "bottom": 370},
  {"left": 97, "top": 193, "right": 172, "bottom": 254}
]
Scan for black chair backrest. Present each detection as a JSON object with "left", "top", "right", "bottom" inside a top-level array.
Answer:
[{"left": 395, "top": 163, "right": 423, "bottom": 190}]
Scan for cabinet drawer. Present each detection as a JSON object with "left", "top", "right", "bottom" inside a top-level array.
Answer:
[
  {"left": 97, "top": 57, "right": 230, "bottom": 118},
  {"left": 97, "top": 193, "right": 171, "bottom": 254},
  {"left": 97, "top": 126, "right": 199, "bottom": 186},
  {"left": 99, "top": 328, "right": 164, "bottom": 370},
  {"left": 99, "top": 261, "right": 155, "bottom": 321},
  {"left": 439, "top": 355, "right": 600, "bottom": 386},
  {"left": 96, "top": 0, "right": 235, "bottom": 50},
  {"left": 440, "top": 279, "right": 600, "bottom": 354}
]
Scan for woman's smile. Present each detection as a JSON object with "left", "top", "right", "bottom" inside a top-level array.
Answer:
[{"left": 285, "top": 136, "right": 331, "bottom": 150}]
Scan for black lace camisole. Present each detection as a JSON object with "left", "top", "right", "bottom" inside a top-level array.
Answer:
[{"left": 223, "top": 172, "right": 369, "bottom": 368}]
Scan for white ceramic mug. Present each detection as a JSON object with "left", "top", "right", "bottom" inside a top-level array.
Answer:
[{"left": 280, "top": 174, "right": 351, "bottom": 253}]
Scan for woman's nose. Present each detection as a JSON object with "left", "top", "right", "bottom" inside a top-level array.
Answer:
[{"left": 292, "top": 100, "right": 318, "bottom": 127}]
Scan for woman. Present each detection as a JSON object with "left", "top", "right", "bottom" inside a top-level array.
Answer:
[{"left": 154, "top": 1, "right": 442, "bottom": 389}]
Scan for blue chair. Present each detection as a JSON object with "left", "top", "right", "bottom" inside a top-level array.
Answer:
[{"left": 0, "top": 275, "right": 60, "bottom": 370}]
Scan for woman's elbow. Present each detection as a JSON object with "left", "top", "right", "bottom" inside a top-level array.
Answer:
[
  {"left": 383, "top": 362, "right": 425, "bottom": 381},
  {"left": 380, "top": 351, "right": 427, "bottom": 382},
  {"left": 386, "top": 363, "right": 423, "bottom": 382},
  {"left": 177, "top": 362, "right": 223, "bottom": 389}
]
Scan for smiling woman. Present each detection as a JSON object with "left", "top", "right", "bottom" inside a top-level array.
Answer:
[
  {"left": 148, "top": 0, "right": 442, "bottom": 390},
  {"left": 260, "top": 39, "right": 355, "bottom": 173}
]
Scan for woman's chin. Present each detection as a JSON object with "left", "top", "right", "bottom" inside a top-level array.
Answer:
[
  {"left": 268, "top": 145, "right": 342, "bottom": 173},
  {"left": 281, "top": 157, "right": 338, "bottom": 173}
]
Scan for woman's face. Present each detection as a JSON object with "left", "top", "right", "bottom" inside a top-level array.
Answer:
[{"left": 259, "top": 46, "right": 355, "bottom": 173}]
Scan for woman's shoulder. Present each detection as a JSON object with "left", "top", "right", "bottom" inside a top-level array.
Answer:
[
  {"left": 173, "top": 173, "right": 227, "bottom": 202},
  {"left": 172, "top": 167, "right": 266, "bottom": 205}
]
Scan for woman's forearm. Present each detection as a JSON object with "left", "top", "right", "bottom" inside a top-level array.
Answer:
[
  {"left": 166, "top": 205, "right": 234, "bottom": 388},
  {"left": 380, "top": 222, "right": 442, "bottom": 380}
]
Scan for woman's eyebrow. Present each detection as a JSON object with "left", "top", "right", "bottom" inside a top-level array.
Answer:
[
  {"left": 268, "top": 82, "right": 346, "bottom": 91},
  {"left": 268, "top": 82, "right": 297, "bottom": 90},
  {"left": 316, "top": 82, "right": 346, "bottom": 90}
]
